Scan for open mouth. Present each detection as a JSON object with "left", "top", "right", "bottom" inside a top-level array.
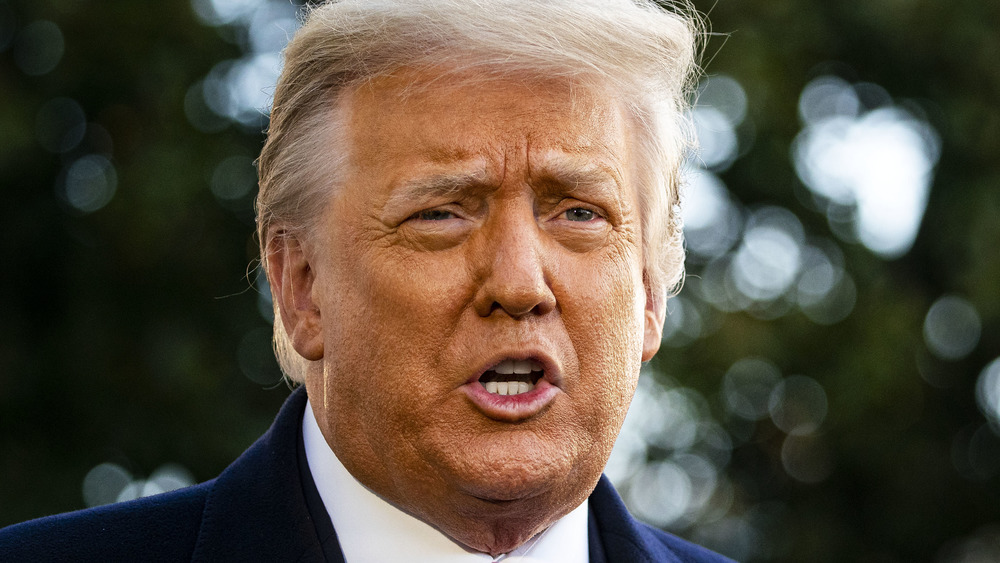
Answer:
[
  {"left": 479, "top": 359, "right": 544, "bottom": 396},
  {"left": 463, "top": 354, "right": 560, "bottom": 421}
]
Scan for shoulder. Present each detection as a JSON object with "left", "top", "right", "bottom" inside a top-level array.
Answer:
[
  {"left": 589, "top": 475, "right": 736, "bottom": 562},
  {"left": 0, "top": 480, "right": 213, "bottom": 562},
  {"left": 0, "top": 389, "right": 315, "bottom": 563},
  {"left": 630, "top": 520, "right": 736, "bottom": 563}
]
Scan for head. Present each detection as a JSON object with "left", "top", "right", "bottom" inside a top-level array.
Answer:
[{"left": 257, "top": 0, "right": 701, "bottom": 554}]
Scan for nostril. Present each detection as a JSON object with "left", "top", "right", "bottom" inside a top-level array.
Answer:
[
  {"left": 485, "top": 297, "right": 552, "bottom": 318},
  {"left": 479, "top": 273, "right": 557, "bottom": 318}
]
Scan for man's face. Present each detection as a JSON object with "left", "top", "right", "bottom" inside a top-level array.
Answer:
[{"left": 290, "top": 69, "right": 664, "bottom": 553}]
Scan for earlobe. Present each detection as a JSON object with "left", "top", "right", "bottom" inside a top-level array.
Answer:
[
  {"left": 641, "top": 275, "right": 666, "bottom": 362},
  {"left": 265, "top": 231, "right": 325, "bottom": 361}
]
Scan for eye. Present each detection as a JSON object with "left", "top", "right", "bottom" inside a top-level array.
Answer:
[
  {"left": 564, "top": 207, "right": 597, "bottom": 222},
  {"left": 410, "top": 209, "right": 455, "bottom": 221}
]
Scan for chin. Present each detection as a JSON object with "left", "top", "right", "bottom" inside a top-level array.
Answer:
[
  {"left": 440, "top": 431, "right": 587, "bottom": 501},
  {"left": 454, "top": 520, "right": 550, "bottom": 558},
  {"left": 388, "top": 433, "right": 606, "bottom": 557},
  {"left": 438, "top": 482, "right": 578, "bottom": 557}
]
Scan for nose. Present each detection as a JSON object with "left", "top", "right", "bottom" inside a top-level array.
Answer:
[{"left": 471, "top": 207, "right": 557, "bottom": 319}]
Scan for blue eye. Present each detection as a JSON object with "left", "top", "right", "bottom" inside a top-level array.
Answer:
[
  {"left": 413, "top": 209, "right": 454, "bottom": 221},
  {"left": 564, "top": 208, "right": 595, "bottom": 222}
]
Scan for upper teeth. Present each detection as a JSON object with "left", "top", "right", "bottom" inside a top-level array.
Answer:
[{"left": 493, "top": 359, "right": 543, "bottom": 374}]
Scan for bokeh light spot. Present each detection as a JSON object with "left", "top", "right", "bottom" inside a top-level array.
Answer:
[
  {"left": 793, "top": 75, "right": 940, "bottom": 258},
  {"left": 769, "top": 376, "right": 828, "bottom": 435},
  {"left": 692, "top": 107, "right": 738, "bottom": 171},
  {"left": 795, "top": 242, "right": 857, "bottom": 324},
  {"left": 203, "top": 53, "right": 282, "bottom": 126},
  {"left": 82, "top": 463, "right": 132, "bottom": 508},
  {"left": 662, "top": 296, "right": 705, "bottom": 347},
  {"left": 682, "top": 168, "right": 743, "bottom": 260},
  {"left": 924, "top": 295, "right": 982, "bottom": 361},
  {"left": 800, "top": 272, "right": 856, "bottom": 325},
  {"left": 697, "top": 74, "right": 748, "bottom": 126},
  {"left": 690, "top": 74, "right": 748, "bottom": 172},
  {"left": 781, "top": 434, "right": 833, "bottom": 483},
  {"left": 189, "top": 0, "right": 303, "bottom": 128},
  {"left": 732, "top": 226, "right": 801, "bottom": 301},
  {"left": 83, "top": 462, "right": 195, "bottom": 507},
  {"left": 606, "top": 421, "right": 648, "bottom": 485},
  {"left": 611, "top": 372, "right": 735, "bottom": 529},
  {"left": 35, "top": 97, "right": 86, "bottom": 153},
  {"left": 975, "top": 357, "right": 1000, "bottom": 432},
  {"left": 730, "top": 208, "right": 805, "bottom": 303},
  {"left": 722, "top": 358, "right": 782, "bottom": 421},
  {"left": 247, "top": 2, "right": 299, "bottom": 53},
  {"left": 936, "top": 524, "right": 1000, "bottom": 563},
  {"left": 211, "top": 155, "right": 257, "bottom": 201},
  {"left": 184, "top": 80, "right": 230, "bottom": 133},
  {"left": 672, "top": 453, "right": 720, "bottom": 525},
  {"left": 795, "top": 245, "right": 841, "bottom": 304},
  {"left": 60, "top": 155, "right": 118, "bottom": 213},
  {"left": 655, "top": 388, "right": 706, "bottom": 450},
  {"left": 191, "top": 0, "right": 265, "bottom": 26},
  {"left": 798, "top": 76, "right": 860, "bottom": 124},
  {"left": 627, "top": 460, "right": 693, "bottom": 527},
  {"left": 149, "top": 464, "right": 196, "bottom": 494},
  {"left": 691, "top": 514, "right": 762, "bottom": 562},
  {"left": 13, "top": 20, "right": 64, "bottom": 76},
  {"left": 621, "top": 377, "right": 706, "bottom": 452}
]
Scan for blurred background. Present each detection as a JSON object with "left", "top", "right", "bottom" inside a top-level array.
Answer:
[{"left": 0, "top": 0, "right": 997, "bottom": 561}]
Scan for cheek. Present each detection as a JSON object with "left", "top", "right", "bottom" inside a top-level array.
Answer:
[
  {"left": 560, "top": 244, "right": 646, "bottom": 354},
  {"left": 330, "top": 239, "right": 468, "bottom": 336},
  {"left": 558, "top": 247, "right": 645, "bottom": 428},
  {"left": 323, "top": 249, "right": 472, "bottom": 400},
  {"left": 365, "top": 253, "right": 475, "bottom": 357}
]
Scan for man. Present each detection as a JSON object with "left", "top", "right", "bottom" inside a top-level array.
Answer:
[{"left": 1, "top": 0, "right": 734, "bottom": 561}]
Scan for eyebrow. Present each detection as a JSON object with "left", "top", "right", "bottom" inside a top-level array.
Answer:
[
  {"left": 397, "top": 169, "right": 490, "bottom": 198},
  {"left": 530, "top": 154, "right": 624, "bottom": 197},
  {"left": 382, "top": 167, "right": 491, "bottom": 217}
]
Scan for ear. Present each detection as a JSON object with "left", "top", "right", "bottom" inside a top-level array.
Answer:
[
  {"left": 265, "top": 231, "right": 324, "bottom": 361},
  {"left": 641, "top": 273, "right": 666, "bottom": 362}
]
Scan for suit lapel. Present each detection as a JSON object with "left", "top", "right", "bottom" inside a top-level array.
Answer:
[
  {"left": 588, "top": 475, "right": 683, "bottom": 563},
  {"left": 191, "top": 387, "right": 344, "bottom": 562},
  {"left": 588, "top": 507, "right": 609, "bottom": 563},
  {"left": 296, "top": 400, "right": 347, "bottom": 563}
]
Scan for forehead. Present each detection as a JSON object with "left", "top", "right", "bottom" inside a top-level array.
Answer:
[{"left": 337, "top": 67, "right": 634, "bottom": 183}]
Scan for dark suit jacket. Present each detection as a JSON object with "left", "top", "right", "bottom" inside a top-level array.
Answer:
[{"left": 0, "top": 388, "right": 735, "bottom": 562}]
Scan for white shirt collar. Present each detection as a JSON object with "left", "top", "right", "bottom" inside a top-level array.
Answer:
[{"left": 302, "top": 399, "right": 590, "bottom": 563}]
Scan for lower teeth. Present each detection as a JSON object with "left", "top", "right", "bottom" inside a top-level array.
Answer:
[{"left": 484, "top": 381, "right": 534, "bottom": 395}]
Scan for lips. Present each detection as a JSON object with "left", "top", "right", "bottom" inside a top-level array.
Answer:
[{"left": 461, "top": 354, "right": 562, "bottom": 421}]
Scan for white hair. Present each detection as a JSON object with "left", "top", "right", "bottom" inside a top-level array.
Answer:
[{"left": 257, "top": 0, "right": 704, "bottom": 383}]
